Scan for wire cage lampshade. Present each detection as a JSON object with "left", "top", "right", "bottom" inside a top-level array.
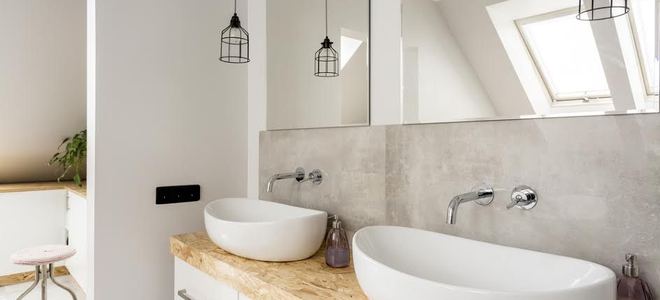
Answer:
[
  {"left": 577, "top": 0, "right": 630, "bottom": 21},
  {"left": 219, "top": 0, "right": 249, "bottom": 64},
  {"left": 315, "top": 37, "right": 339, "bottom": 77},
  {"left": 314, "top": 0, "right": 339, "bottom": 77}
]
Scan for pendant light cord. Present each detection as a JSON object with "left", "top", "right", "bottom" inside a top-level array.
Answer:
[
  {"left": 234, "top": 0, "right": 237, "bottom": 14},
  {"left": 325, "top": 0, "right": 328, "bottom": 37}
]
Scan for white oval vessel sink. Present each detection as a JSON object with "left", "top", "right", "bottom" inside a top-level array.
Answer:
[
  {"left": 353, "top": 226, "right": 616, "bottom": 300},
  {"left": 204, "top": 198, "right": 327, "bottom": 262}
]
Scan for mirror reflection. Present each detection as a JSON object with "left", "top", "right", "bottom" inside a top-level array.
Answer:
[
  {"left": 267, "top": 0, "right": 370, "bottom": 130},
  {"left": 402, "top": 0, "right": 659, "bottom": 124}
]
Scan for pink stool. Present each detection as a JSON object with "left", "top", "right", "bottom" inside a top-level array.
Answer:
[{"left": 10, "top": 245, "right": 77, "bottom": 300}]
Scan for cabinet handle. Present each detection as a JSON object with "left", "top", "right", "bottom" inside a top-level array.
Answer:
[{"left": 177, "top": 289, "right": 193, "bottom": 300}]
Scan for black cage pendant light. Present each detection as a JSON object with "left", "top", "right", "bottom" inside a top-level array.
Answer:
[
  {"left": 220, "top": 0, "right": 250, "bottom": 63},
  {"left": 314, "top": 0, "right": 339, "bottom": 77},
  {"left": 577, "top": 0, "right": 630, "bottom": 21}
]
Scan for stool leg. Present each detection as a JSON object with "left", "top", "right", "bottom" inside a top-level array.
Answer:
[
  {"left": 47, "top": 264, "right": 77, "bottom": 300},
  {"left": 16, "top": 266, "right": 41, "bottom": 300},
  {"left": 41, "top": 265, "right": 48, "bottom": 300}
]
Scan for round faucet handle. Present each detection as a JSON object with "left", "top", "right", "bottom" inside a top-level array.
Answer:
[
  {"left": 507, "top": 185, "right": 538, "bottom": 210},
  {"left": 301, "top": 169, "right": 323, "bottom": 185}
]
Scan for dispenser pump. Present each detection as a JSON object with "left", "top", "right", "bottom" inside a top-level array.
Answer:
[
  {"left": 331, "top": 217, "right": 342, "bottom": 229},
  {"left": 617, "top": 253, "right": 655, "bottom": 300},
  {"left": 623, "top": 254, "right": 640, "bottom": 278}
]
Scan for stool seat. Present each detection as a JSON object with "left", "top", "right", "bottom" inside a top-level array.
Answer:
[{"left": 11, "top": 245, "right": 76, "bottom": 266}]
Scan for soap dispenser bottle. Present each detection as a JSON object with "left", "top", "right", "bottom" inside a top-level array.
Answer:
[
  {"left": 617, "top": 254, "right": 655, "bottom": 300},
  {"left": 325, "top": 215, "right": 350, "bottom": 268}
]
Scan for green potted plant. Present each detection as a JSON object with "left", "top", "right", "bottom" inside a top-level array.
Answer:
[{"left": 49, "top": 129, "right": 87, "bottom": 186}]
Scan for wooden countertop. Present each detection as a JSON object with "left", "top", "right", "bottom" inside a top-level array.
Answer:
[
  {"left": 0, "top": 181, "right": 86, "bottom": 198},
  {"left": 170, "top": 232, "right": 367, "bottom": 300}
]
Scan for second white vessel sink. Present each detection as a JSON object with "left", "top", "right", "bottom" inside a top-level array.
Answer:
[
  {"left": 353, "top": 226, "right": 616, "bottom": 300},
  {"left": 204, "top": 198, "right": 327, "bottom": 262}
]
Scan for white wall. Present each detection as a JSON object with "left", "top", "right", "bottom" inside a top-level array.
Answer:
[
  {"left": 368, "top": 0, "right": 536, "bottom": 122},
  {"left": 0, "top": 0, "right": 86, "bottom": 183},
  {"left": 371, "top": 0, "right": 403, "bottom": 125},
  {"left": 89, "top": 0, "right": 248, "bottom": 299},
  {"left": 258, "top": 0, "right": 406, "bottom": 127},
  {"left": 85, "top": 0, "right": 96, "bottom": 296},
  {"left": 341, "top": 34, "right": 370, "bottom": 125},
  {"left": 266, "top": 0, "right": 369, "bottom": 129},
  {"left": 436, "top": 0, "right": 534, "bottom": 117},
  {"left": 247, "top": 0, "right": 267, "bottom": 199},
  {"left": 402, "top": 0, "right": 496, "bottom": 123}
]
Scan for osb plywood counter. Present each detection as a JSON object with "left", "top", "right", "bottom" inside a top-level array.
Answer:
[
  {"left": 170, "top": 232, "right": 367, "bottom": 300},
  {"left": 0, "top": 181, "right": 86, "bottom": 198}
]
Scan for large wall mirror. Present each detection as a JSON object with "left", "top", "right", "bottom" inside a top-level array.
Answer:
[
  {"left": 267, "top": 0, "right": 370, "bottom": 130},
  {"left": 402, "top": 0, "right": 659, "bottom": 124}
]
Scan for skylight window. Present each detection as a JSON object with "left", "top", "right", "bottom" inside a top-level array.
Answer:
[{"left": 517, "top": 10, "right": 611, "bottom": 102}]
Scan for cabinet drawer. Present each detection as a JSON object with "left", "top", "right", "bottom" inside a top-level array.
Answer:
[{"left": 174, "top": 257, "right": 239, "bottom": 300}]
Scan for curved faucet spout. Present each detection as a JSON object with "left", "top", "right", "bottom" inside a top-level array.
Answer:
[
  {"left": 266, "top": 167, "right": 306, "bottom": 193},
  {"left": 446, "top": 196, "right": 462, "bottom": 225},
  {"left": 446, "top": 187, "right": 494, "bottom": 225}
]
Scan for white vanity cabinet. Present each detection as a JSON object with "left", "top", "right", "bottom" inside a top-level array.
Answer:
[
  {"left": 0, "top": 190, "right": 67, "bottom": 275},
  {"left": 174, "top": 257, "right": 251, "bottom": 300},
  {"left": 0, "top": 187, "right": 88, "bottom": 294},
  {"left": 65, "top": 190, "right": 88, "bottom": 292}
]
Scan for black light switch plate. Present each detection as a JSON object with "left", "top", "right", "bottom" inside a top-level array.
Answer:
[{"left": 156, "top": 185, "right": 200, "bottom": 205}]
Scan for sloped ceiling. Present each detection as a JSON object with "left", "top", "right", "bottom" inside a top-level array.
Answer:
[{"left": 0, "top": 0, "right": 86, "bottom": 183}]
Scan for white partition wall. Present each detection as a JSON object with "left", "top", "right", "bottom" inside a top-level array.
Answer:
[{"left": 88, "top": 0, "right": 249, "bottom": 298}]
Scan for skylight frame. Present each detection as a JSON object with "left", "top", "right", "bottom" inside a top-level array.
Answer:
[
  {"left": 515, "top": 7, "right": 613, "bottom": 103},
  {"left": 627, "top": 6, "right": 660, "bottom": 97}
]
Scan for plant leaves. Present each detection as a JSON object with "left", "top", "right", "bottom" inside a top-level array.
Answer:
[{"left": 49, "top": 129, "right": 86, "bottom": 184}]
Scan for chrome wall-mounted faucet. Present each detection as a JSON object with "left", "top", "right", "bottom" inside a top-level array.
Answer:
[
  {"left": 446, "top": 184, "right": 494, "bottom": 225},
  {"left": 266, "top": 168, "right": 324, "bottom": 193}
]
